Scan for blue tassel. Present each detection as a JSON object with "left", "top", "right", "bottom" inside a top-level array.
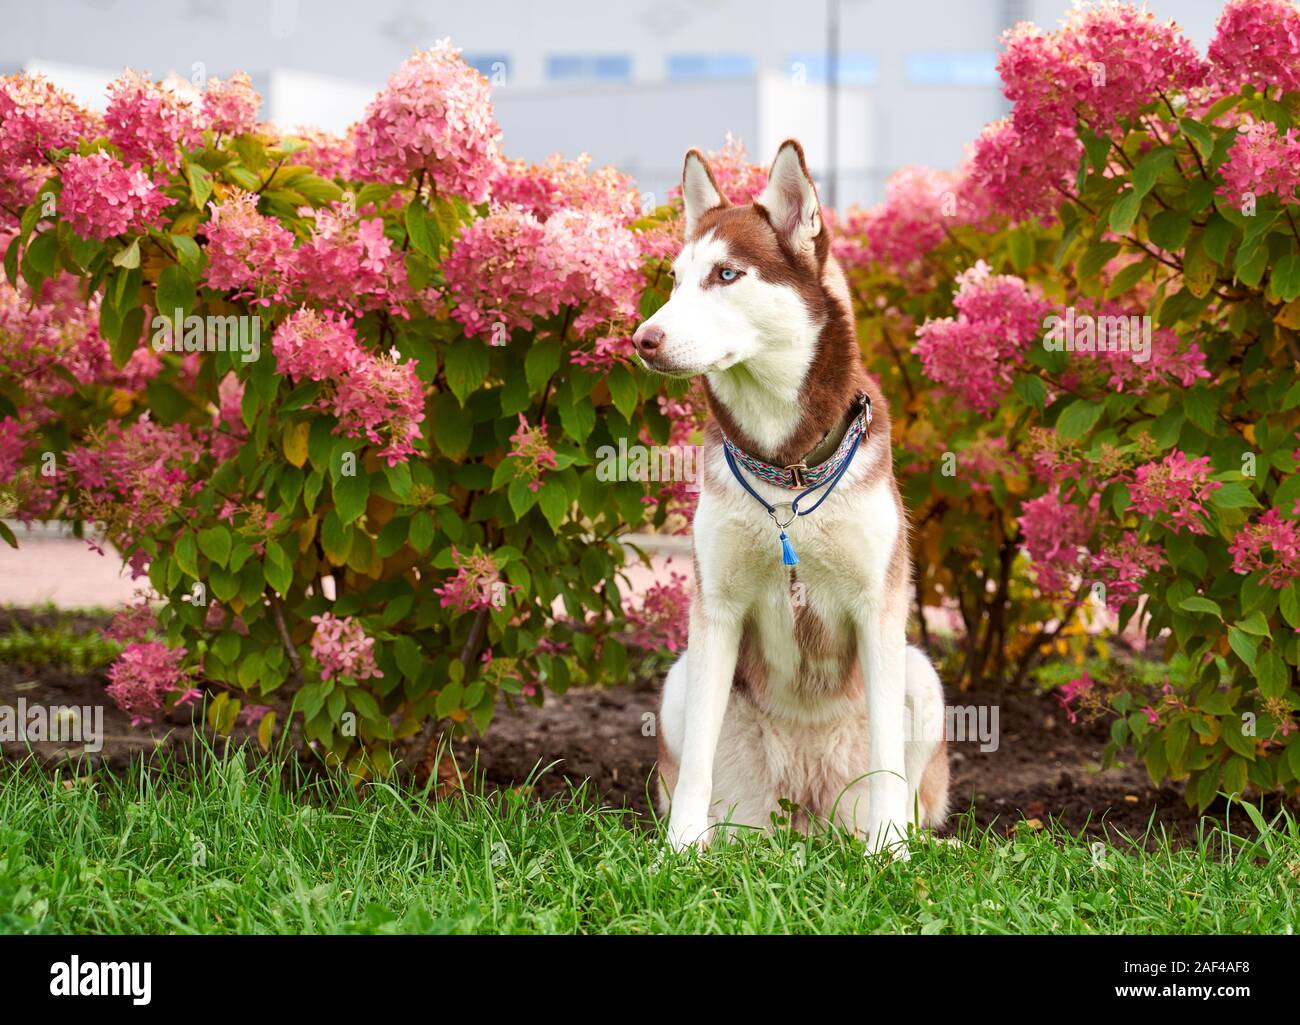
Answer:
[{"left": 779, "top": 530, "right": 799, "bottom": 566}]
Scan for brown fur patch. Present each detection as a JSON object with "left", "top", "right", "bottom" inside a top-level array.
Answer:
[
  {"left": 688, "top": 202, "right": 888, "bottom": 469},
  {"left": 919, "top": 740, "right": 950, "bottom": 823}
]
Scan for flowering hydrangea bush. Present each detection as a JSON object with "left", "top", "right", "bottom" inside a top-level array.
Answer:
[
  {"left": 833, "top": 0, "right": 1300, "bottom": 808},
  {"left": 0, "top": 44, "right": 693, "bottom": 778}
]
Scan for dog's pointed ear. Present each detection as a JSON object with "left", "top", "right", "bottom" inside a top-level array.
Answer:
[
  {"left": 682, "top": 149, "right": 727, "bottom": 236},
  {"left": 757, "top": 139, "right": 822, "bottom": 255}
]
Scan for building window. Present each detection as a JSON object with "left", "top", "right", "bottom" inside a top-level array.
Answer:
[
  {"left": 464, "top": 54, "right": 511, "bottom": 84},
  {"left": 667, "top": 54, "right": 756, "bottom": 80},
  {"left": 785, "top": 52, "right": 877, "bottom": 86},
  {"left": 904, "top": 52, "right": 999, "bottom": 85},
  {"left": 545, "top": 55, "right": 632, "bottom": 83}
]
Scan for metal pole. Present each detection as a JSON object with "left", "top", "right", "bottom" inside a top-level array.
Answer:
[{"left": 826, "top": 0, "right": 840, "bottom": 209}]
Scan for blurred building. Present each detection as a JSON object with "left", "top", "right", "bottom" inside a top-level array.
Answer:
[{"left": 1, "top": 0, "right": 1231, "bottom": 207}]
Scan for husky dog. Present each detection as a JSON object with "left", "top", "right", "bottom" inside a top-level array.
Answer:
[{"left": 633, "top": 140, "right": 948, "bottom": 853}]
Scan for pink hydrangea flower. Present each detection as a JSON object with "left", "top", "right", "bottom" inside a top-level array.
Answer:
[
  {"left": 0, "top": 415, "right": 32, "bottom": 481},
  {"left": 1000, "top": 4, "right": 1204, "bottom": 140},
  {"left": 1208, "top": 0, "right": 1300, "bottom": 96},
  {"left": 330, "top": 353, "right": 425, "bottom": 466},
  {"left": 433, "top": 547, "right": 510, "bottom": 612},
  {"left": 965, "top": 118, "right": 1079, "bottom": 224},
  {"left": 272, "top": 307, "right": 366, "bottom": 382},
  {"left": 1057, "top": 670, "right": 1095, "bottom": 724},
  {"left": 104, "top": 69, "right": 204, "bottom": 168},
  {"left": 105, "top": 641, "right": 193, "bottom": 725},
  {"left": 309, "top": 612, "right": 383, "bottom": 682},
  {"left": 1129, "top": 450, "right": 1222, "bottom": 533},
  {"left": 490, "top": 153, "right": 640, "bottom": 225},
  {"left": 833, "top": 166, "right": 986, "bottom": 273},
  {"left": 351, "top": 40, "right": 500, "bottom": 200},
  {"left": 506, "top": 413, "right": 559, "bottom": 493},
  {"left": 272, "top": 309, "right": 423, "bottom": 465},
  {"left": 1216, "top": 117, "right": 1300, "bottom": 207},
  {"left": 64, "top": 417, "right": 203, "bottom": 541},
  {"left": 0, "top": 73, "right": 92, "bottom": 168},
  {"left": 202, "top": 72, "right": 260, "bottom": 136},
  {"left": 442, "top": 204, "right": 642, "bottom": 339},
  {"left": 1017, "top": 488, "right": 1098, "bottom": 594},
  {"left": 289, "top": 126, "right": 356, "bottom": 180},
  {"left": 1229, "top": 507, "right": 1300, "bottom": 588},
  {"left": 294, "top": 201, "right": 410, "bottom": 314},
  {"left": 105, "top": 600, "right": 158, "bottom": 644},
  {"left": 1087, "top": 531, "right": 1166, "bottom": 611},
  {"left": 59, "top": 151, "right": 170, "bottom": 240},
  {"left": 625, "top": 570, "right": 691, "bottom": 654},
  {"left": 914, "top": 260, "right": 1051, "bottom": 412},
  {"left": 201, "top": 189, "right": 297, "bottom": 301}
]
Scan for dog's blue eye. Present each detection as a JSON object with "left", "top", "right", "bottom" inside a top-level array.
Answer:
[{"left": 719, "top": 267, "right": 738, "bottom": 281}]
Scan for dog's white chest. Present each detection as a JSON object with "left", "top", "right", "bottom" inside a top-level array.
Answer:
[{"left": 693, "top": 450, "right": 901, "bottom": 720}]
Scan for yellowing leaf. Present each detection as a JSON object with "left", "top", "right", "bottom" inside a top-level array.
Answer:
[
  {"left": 257, "top": 710, "right": 277, "bottom": 751},
  {"left": 282, "top": 421, "right": 310, "bottom": 467}
]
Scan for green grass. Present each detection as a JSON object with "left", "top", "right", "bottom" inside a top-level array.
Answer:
[{"left": 1, "top": 747, "right": 1297, "bottom": 935}]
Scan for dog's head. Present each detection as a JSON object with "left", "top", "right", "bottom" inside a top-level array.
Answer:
[{"left": 632, "top": 139, "right": 838, "bottom": 379}]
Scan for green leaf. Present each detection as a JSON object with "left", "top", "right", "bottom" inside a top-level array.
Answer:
[
  {"left": 389, "top": 636, "right": 420, "bottom": 680},
  {"left": 155, "top": 264, "right": 196, "bottom": 321},
  {"left": 1012, "top": 373, "right": 1046, "bottom": 411},
  {"left": 21, "top": 231, "right": 57, "bottom": 284},
  {"left": 171, "top": 234, "right": 203, "bottom": 273},
  {"left": 409, "top": 510, "right": 434, "bottom": 553},
  {"left": 607, "top": 363, "right": 638, "bottom": 419},
  {"left": 320, "top": 508, "right": 353, "bottom": 564},
  {"left": 1108, "top": 190, "right": 1143, "bottom": 235},
  {"left": 508, "top": 478, "right": 538, "bottom": 519},
  {"left": 174, "top": 532, "right": 200, "bottom": 580},
  {"left": 1178, "top": 596, "right": 1222, "bottom": 619},
  {"left": 186, "top": 162, "right": 213, "bottom": 209},
  {"left": 1078, "top": 241, "right": 1121, "bottom": 284},
  {"left": 1056, "top": 399, "right": 1103, "bottom": 439},
  {"left": 404, "top": 198, "right": 440, "bottom": 258},
  {"left": 430, "top": 392, "right": 471, "bottom": 458},
  {"left": 537, "top": 479, "right": 569, "bottom": 529},
  {"left": 444, "top": 336, "right": 489, "bottom": 405},
  {"left": 333, "top": 471, "right": 370, "bottom": 526},
  {"left": 1210, "top": 482, "right": 1259, "bottom": 509},
  {"left": 1272, "top": 252, "right": 1300, "bottom": 302},
  {"left": 1227, "top": 625, "right": 1258, "bottom": 671},
  {"left": 525, "top": 337, "right": 562, "bottom": 394},
  {"left": 1182, "top": 386, "right": 1218, "bottom": 434},
  {"left": 1178, "top": 117, "right": 1213, "bottom": 159},
  {"left": 265, "top": 540, "right": 293, "bottom": 594},
  {"left": 1007, "top": 228, "right": 1034, "bottom": 272},
  {"left": 1104, "top": 257, "right": 1152, "bottom": 298},
  {"left": 1202, "top": 213, "right": 1234, "bottom": 264},
  {"left": 1256, "top": 650, "right": 1288, "bottom": 699},
  {"left": 1236, "top": 610, "right": 1271, "bottom": 638},
  {"left": 1147, "top": 209, "right": 1190, "bottom": 251},
  {"left": 197, "top": 525, "right": 232, "bottom": 567},
  {"left": 1133, "top": 145, "right": 1175, "bottom": 197}
]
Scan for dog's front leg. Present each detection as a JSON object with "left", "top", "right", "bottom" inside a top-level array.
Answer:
[
  {"left": 857, "top": 605, "right": 910, "bottom": 855},
  {"left": 666, "top": 601, "right": 742, "bottom": 851}
]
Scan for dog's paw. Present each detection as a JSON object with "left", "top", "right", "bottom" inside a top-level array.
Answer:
[
  {"left": 864, "top": 818, "right": 911, "bottom": 860},
  {"left": 666, "top": 815, "right": 713, "bottom": 853}
]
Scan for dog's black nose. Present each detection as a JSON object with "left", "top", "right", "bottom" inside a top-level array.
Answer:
[{"left": 633, "top": 324, "right": 664, "bottom": 356}]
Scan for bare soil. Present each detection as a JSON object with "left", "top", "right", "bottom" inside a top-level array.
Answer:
[{"left": 4, "top": 607, "right": 1292, "bottom": 846}]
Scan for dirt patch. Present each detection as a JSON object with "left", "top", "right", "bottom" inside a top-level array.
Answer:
[
  {"left": 450, "top": 679, "right": 1274, "bottom": 846},
  {"left": 3, "top": 610, "right": 1293, "bottom": 846}
]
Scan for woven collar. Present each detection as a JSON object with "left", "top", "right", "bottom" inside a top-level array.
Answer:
[{"left": 720, "top": 392, "right": 872, "bottom": 491}]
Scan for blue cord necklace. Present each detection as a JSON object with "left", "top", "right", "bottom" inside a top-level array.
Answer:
[{"left": 719, "top": 394, "right": 870, "bottom": 566}]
